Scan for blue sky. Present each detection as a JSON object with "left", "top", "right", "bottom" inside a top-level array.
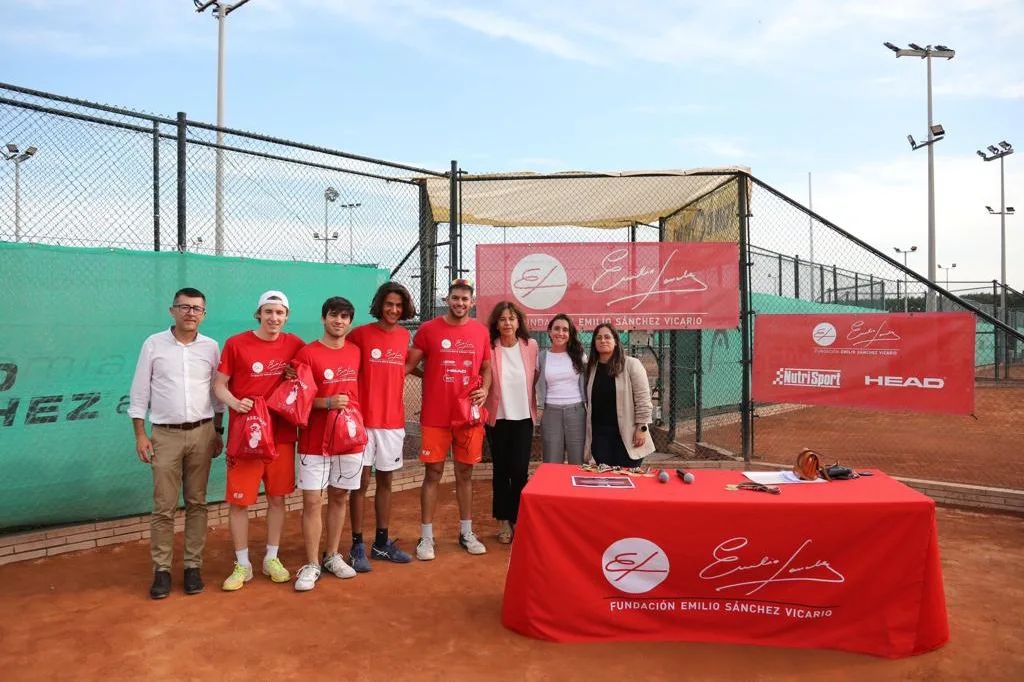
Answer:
[{"left": 3, "top": 0, "right": 1022, "bottom": 285}]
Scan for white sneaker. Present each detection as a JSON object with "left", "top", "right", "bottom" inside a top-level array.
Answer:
[
  {"left": 321, "top": 552, "right": 357, "bottom": 579},
  {"left": 416, "top": 537, "right": 436, "bottom": 561},
  {"left": 294, "top": 563, "right": 321, "bottom": 592},
  {"left": 459, "top": 531, "right": 487, "bottom": 555}
]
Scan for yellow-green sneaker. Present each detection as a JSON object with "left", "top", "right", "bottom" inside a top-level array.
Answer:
[
  {"left": 221, "top": 562, "right": 253, "bottom": 591},
  {"left": 262, "top": 556, "right": 290, "bottom": 583}
]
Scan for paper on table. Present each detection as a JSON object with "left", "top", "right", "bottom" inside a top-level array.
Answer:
[{"left": 743, "top": 471, "right": 828, "bottom": 485}]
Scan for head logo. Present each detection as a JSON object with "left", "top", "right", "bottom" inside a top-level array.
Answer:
[
  {"left": 371, "top": 348, "right": 382, "bottom": 360},
  {"left": 812, "top": 323, "right": 837, "bottom": 347},
  {"left": 251, "top": 362, "right": 264, "bottom": 374},
  {"left": 323, "top": 368, "right": 335, "bottom": 380},
  {"left": 601, "top": 538, "right": 670, "bottom": 594},
  {"left": 865, "top": 375, "right": 945, "bottom": 389},
  {"left": 511, "top": 253, "right": 568, "bottom": 310},
  {"left": 441, "top": 339, "right": 452, "bottom": 350}
]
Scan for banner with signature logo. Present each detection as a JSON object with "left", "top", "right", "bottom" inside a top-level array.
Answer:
[
  {"left": 752, "top": 313, "right": 974, "bottom": 414},
  {"left": 475, "top": 243, "right": 739, "bottom": 331},
  {"left": 502, "top": 465, "right": 948, "bottom": 658}
]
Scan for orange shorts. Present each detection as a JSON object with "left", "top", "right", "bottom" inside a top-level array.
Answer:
[
  {"left": 419, "top": 425, "right": 484, "bottom": 465},
  {"left": 226, "top": 442, "right": 296, "bottom": 506}
]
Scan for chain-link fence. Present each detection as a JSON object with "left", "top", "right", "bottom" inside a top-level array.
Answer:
[{"left": 3, "top": 82, "right": 1023, "bottom": 504}]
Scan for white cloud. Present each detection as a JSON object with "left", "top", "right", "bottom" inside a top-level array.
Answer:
[{"left": 676, "top": 135, "right": 752, "bottom": 160}]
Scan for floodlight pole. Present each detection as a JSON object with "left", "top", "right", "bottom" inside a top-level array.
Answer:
[
  {"left": 885, "top": 42, "right": 954, "bottom": 311},
  {"left": 2, "top": 144, "right": 38, "bottom": 242},
  {"left": 808, "top": 171, "right": 815, "bottom": 301},
  {"left": 894, "top": 245, "right": 917, "bottom": 313},
  {"left": 338, "top": 202, "right": 361, "bottom": 263},
  {"left": 979, "top": 140, "right": 1014, "bottom": 378},
  {"left": 195, "top": 0, "right": 251, "bottom": 256}
]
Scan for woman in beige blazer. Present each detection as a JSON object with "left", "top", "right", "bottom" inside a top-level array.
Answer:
[{"left": 584, "top": 323, "right": 656, "bottom": 466}]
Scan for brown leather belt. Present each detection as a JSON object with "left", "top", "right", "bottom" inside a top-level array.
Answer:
[{"left": 154, "top": 418, "right": 212, "bottom": 431}]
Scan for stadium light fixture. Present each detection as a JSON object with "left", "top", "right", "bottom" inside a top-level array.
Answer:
[
  {"left": 883, "top": 42, "right": 955, "bottom": 311},
  {"left": 937, "top": 263, "right": 956, "bottom": 289},
  {"left": 894, "top": 245, "right": 918, "bottom": 313},
  {"left": 978, "top": 139, "right": 1015, "bottom": 377},
  {"left": 338, "top": 201, "right": 362, "bottom": 263},
  {"left": 2, "top": 142, "right": 39, "bottom": 242},
  {"left": 194, "top": 0, "right": 253, "bottom": 256}
]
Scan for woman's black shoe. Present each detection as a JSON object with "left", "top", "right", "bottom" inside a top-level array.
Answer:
[{"left": 149, "top": 570, "right": 171, "bottom": 600}]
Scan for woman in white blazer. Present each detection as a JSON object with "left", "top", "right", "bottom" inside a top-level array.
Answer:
[{"left": 584, "top": 323, "right": 655, "bottom": 466}]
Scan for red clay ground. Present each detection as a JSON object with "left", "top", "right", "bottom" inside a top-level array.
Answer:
[
  {"left": 0, "top": 481, "right": 1021, "bottom": 681},
  {"left": 701, "top": 378, "right": 1024, "bottom": 490}
]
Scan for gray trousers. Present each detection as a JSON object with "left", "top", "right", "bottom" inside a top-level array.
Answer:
[{"left": 540, "top": 402, "right": 586, "bottom": 464}]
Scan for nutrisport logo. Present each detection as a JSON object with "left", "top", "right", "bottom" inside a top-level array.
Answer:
[
  {"left": 772, "top": 368, "right": 842, "bottom": 388},
  {"left": 510, "top": 253, "right": 568, "bottom": 310},
  {"left": 601, "top": 538, "right": 670, "bottom": 594}
]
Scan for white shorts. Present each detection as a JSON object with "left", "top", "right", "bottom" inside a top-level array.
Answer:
[
  {"left": 297, "top": 453, "right": 363, "bottom": 491},
  {"left": 362, "top": 428, "right": 405, "bottom": 472}
]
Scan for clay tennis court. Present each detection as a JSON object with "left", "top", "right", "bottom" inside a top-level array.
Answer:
[
  {"left": 1, "top": 480, "right": 1021, "bottom": 681},
  {"left": 698, "top": 373, "right": 1024, "bottom": 490}
]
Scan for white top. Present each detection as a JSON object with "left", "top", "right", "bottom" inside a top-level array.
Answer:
[
  {"left": 497, "top": 344, "right": 531, "bottom": 420},
  {"left": 544, "top": 351, "right": 583, "bottom": 405},
  {"left": 128, "top": 329, "right": 224, "bottom": 424}
]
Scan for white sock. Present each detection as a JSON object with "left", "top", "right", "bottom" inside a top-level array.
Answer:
[
  {"left": 265, "top": 545, "right": 279, "bottom": 561},
  {"left": 235, "top": 548, "right": 250, "bottom": 567},
  {"left": 421, "top": 523, "right": 433, "bottom": 540},
  {"left": 460, "top": 519, "right": 472, "bottom": 536}
]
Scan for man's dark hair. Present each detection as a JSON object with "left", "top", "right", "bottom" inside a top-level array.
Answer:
[
  {"left": 322, "top": 296, "right": 355, "bottom": 319},
  {"left": 173, "top": 287, "right": 206, "bottom": 303},
  {"left": 369, "top": 281, "right": 416, "bottom": 321}
]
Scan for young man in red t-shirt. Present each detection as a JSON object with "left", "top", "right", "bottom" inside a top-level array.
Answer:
[
  {"left": 214, "top": 290, "right": 304, "bottom": 591},
  {"left": 291, "top": 296, "right": 363, "bottom": 592},
  {"left": 406, "top": 279, "right": 492, "bottom": 560},
  {"left": 346, "top": 282, "right": 417, "bottom": 571}
]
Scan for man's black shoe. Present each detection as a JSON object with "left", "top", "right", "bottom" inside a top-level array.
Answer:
[
  {"left": 183, "top": 567, "right": 204, "bottom": 595},
  {"left": 150, "top": 570, "right": 171, "bottom": 600}
]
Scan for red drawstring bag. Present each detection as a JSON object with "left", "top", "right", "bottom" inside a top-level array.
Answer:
[
  {"left": 227, "top": 396, "right": 277, "bottom": 461},
  {"left": 322, "top": 405, "right": 368, "bottom": 455},
  {"left": 266, "top": 362, "right": 316, "bottom": 428},
  {"left": 451, "top": 375, "right": 488, "bottom": 427}
]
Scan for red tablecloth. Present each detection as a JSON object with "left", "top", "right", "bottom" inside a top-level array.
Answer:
[{"left": 502, "top": 465, "right": 948, "bottom": 658}]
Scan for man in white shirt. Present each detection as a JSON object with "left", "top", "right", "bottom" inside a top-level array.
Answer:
[{"left": 129, "top": 288, "right": 224, "bottom": 599}]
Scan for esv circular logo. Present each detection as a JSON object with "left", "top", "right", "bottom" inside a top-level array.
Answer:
[
  {"left": 323, "top": 368, "right": 334, "bottom": 380},
  {"left": 370, "top": 348, "right": 382, "bottom": 359},
  {"left": 251, "top": 362, "right": 264, "bottom": 374},
  {"left": 812, "top": 322, "right": 837, "bottom": 347},
  {"left": 602, "top": 538, "right": 670, "bottom": 594},
  {"left": 510, "top": 253, "right": 568, "bottom": 311},
  {"left": 441, "top": 339, "right": 452, "bottom": 349}
]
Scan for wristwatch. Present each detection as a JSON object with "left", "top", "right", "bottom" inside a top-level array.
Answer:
[{"left": 636, "top": 424, "right": 648, "bottom": 432}]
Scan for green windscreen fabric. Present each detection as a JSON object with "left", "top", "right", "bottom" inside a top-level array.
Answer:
[{"left": 0, "top": 243, "right": 386, "bottom": 531}]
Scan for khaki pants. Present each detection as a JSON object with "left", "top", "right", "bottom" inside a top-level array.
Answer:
[{"left": 150, "top": 422, "right": 215, "bottom": 571}]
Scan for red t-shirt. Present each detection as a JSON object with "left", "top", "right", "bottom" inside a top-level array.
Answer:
[
  {"left": 293, "top": 340, "right": 361, "bottom": 455},
  {"left": 412, "top": 317, "right": 491, "bottom": 428},
  {"left": 348, "top": 323, "right": 410, "bottom": 430},
  {"left": 218, "top": 330, "right": 305, "bottom": 444}
]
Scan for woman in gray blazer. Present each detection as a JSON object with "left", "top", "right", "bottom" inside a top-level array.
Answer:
[
  {"left": 537, "top": 314, "right": 587, "bottom": 464},
  {"left": 584, "top": 323, "right": 656, "bottom": 466}
]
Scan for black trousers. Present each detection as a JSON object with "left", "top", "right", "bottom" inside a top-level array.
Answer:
[
  {"left": 591, "top": 423, "right": 639, "bottom": 468},
  {"left": 486, "top": 418, "right": 534, "bottom": 524}
]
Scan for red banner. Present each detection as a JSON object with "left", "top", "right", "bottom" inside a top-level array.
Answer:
[
  {"left": 753, "top": 313, "right": 974, "bottom": 415},
  {"left": 475, "top": 242, "right": 738, "bottom": 331}
]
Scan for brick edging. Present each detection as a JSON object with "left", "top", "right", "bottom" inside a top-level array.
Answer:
[{"left": 2, "top": 460, "right": 1020, "bottom": 566}]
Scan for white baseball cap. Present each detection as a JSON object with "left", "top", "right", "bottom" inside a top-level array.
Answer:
[{"left": 257, "top": 290, "right": 290, "bottom": 310}]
